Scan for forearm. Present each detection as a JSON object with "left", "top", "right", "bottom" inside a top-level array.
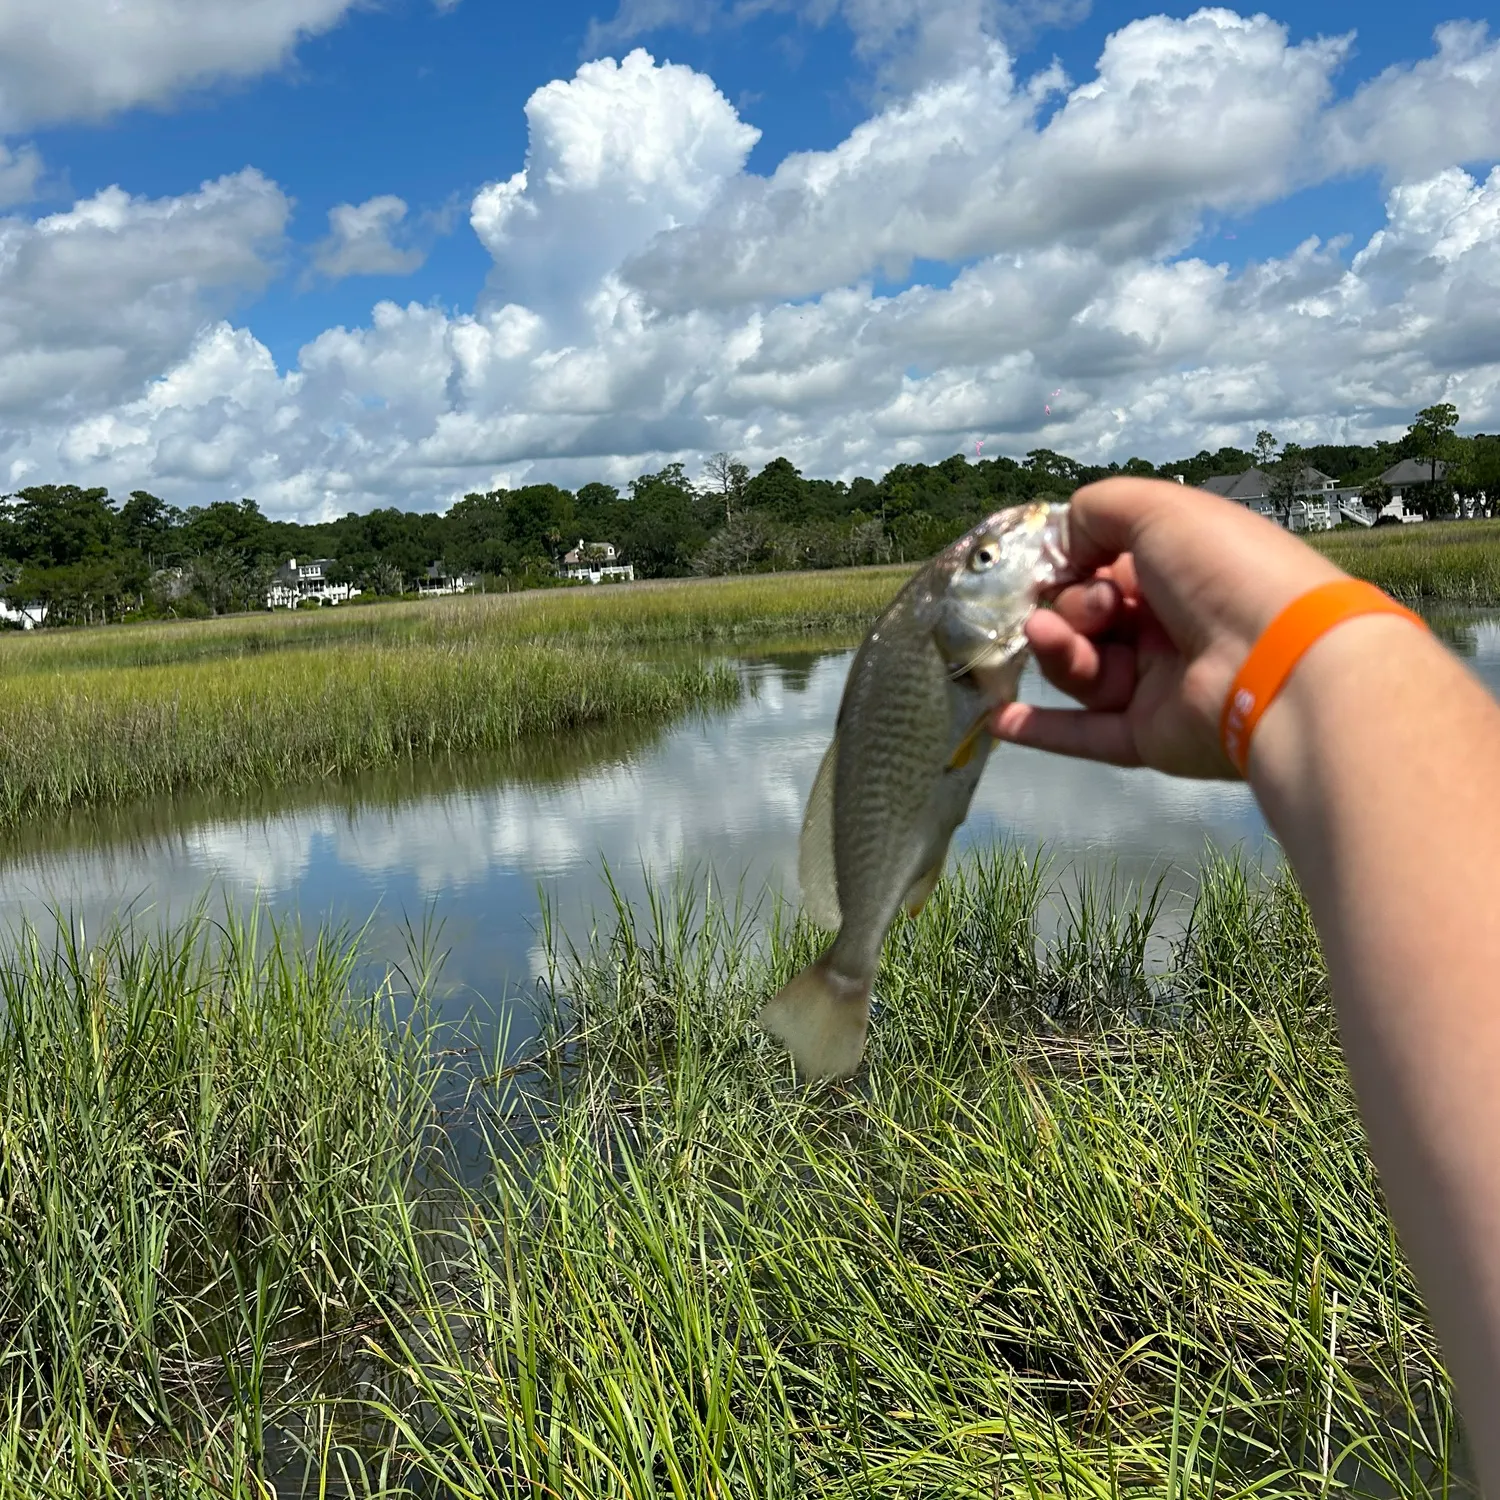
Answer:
[{"left": 1252, "top": 616, "right": 1500, "bottom": 1479}]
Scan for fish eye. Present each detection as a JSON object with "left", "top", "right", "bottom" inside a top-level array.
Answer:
[{"left": 969, "top": 542, "right": 999, "bottom": 572}]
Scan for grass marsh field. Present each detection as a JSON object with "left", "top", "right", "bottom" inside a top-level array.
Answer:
[
  {"left": 1310, "top": 518, "right": 1500, "bottom": 603},
  {"left": 1, "top": 638, "right": 740, "bottom": 830},
  {"left": 0, "top": 570, "right": 907, "bottom": 829},
  {"left": 4, "top": 519, "right": 1499, "bottom": 830},
  {"left": 0, "top": 849, "right": 1464, "bottom": 1498},
  {"left": 0, "top": 568, "right": 907, "bottom": 678}
]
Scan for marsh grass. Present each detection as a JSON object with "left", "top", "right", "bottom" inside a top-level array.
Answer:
[
  {"left": 0, "top": 710, "right": 684, "bottom": 865},
  {"left": 1310, "top": 520, "right": 1500, "bottom": 603},
  {"left": 0, "top": 643, "right": 739, "bottom": 828},
  {"left": 0, "top": 569, "right": 905, "bottom": 827},
  {"left": 0, "top": 901, "right": 449, "bottom": 1496},
  {"left": 0, "top": 569, "right": 906, "bottom": 679},
  {"left": 0, "top": 847, "right": 1466, "bottom": 1496}
]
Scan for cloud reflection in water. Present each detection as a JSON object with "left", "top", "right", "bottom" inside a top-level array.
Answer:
[{"left": 5, "top": 619, "right": 1497, "bottom": 1014}]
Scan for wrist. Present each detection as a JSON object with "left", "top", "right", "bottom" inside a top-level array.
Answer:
[
  {"left": 1218, "top": 581, "right": 1427, "bottom": 779},
  {"left": 1244, "top": 613, "right": 1445, "bottom": 831}
]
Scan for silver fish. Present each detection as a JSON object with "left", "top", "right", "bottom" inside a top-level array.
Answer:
[{"left": 759, "top": 502, "right": 1074, "bottom": 1080}]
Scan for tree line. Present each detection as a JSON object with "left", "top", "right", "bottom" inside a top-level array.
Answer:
[{"left": 3, "top": 405, "right": 1494, "bottom": 627}]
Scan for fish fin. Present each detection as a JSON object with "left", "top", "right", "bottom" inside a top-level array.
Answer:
[
  {"left": 902, "top": 851, "right": 947, "bottom": 918},
  {"left": 797, "top": 735, "right": 842, "bottom": 929},
  {"left": 947, "top": 715, "right": 990, "bottom": 771},
  {"left": 758, "top": 956, "right": 870, "bottom": 1081}
]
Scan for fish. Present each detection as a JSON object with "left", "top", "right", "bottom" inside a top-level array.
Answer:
[{"left": 758, "top": 501, "right": 1075, "bottom": 1080}]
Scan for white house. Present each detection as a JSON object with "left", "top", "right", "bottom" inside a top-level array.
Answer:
[
  {"left": 1200, "top": 466, "right": 1424, "bottom": 528},
  {"left": 1199, "top": 466, "right": 1345, "bottom": 531},
  {"left": 560, "top": 539, "right": 634, "bottom": 584},
  {"left": 0, "top": 599, "right": 47, "bottom": 629},
  {"left": 267, "top": 557, "right": 361, "bottom": 609},
  {"left": 416, "top": 564, "right": 477, "bottom": 596},
  {"left": 1375, "top": 458, "right": 1453, "bottom": 520}
]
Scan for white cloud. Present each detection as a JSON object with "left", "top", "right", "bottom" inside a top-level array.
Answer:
[
  {"left": 0, "top": 0, "right": 358, "bottom": 129},
  {"left": 310, "top": 196, "right": 426, "bottom": 282},
  {"left": 626, "top": 13, "right": 1349, "bottom": 309},
  {"left": 0, "top": 142, "right": 42, "bottom": 207},
  {"left": 585, "top": 0, "right": 1087, "bottom": 88},
  {"left": 3, "top": 20, "right": 1500, "bottom": 518},
  {"left": 586, "top": 0, "right": 713, "bottom": 53},
  {"left": 1325, "top": 22, "right": 1500, "bottom": 184},
  {"left": 471, "top": 49, "right": 759, "bottom": 322},
  {"left": 0, "top": 170, "right": 287, "bottom": 422}
]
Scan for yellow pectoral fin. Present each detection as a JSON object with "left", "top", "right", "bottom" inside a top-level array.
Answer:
[
  {"left": 903, "top": 856, "right": 945, "bottom": 918},
  {"left": 947, "top": 714, "right": 992, "bottom": 772}
]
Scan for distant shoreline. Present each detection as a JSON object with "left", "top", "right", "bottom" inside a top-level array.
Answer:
[{"left": 0, "top": 571, "right": 899, "bottom": 827}]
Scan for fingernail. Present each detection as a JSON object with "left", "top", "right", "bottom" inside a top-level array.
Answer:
[{"left": 1086, "top": 580, "right": 1115, "bottom": 612}]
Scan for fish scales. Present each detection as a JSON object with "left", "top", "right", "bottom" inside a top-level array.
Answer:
[
  {"left": 759, "top": 502, "right": 1074, "bottom": 1081},
  {"left": 828, "top": 589, "right": 960, "bottom": 981}
]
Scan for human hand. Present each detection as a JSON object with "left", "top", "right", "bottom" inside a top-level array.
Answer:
[{"left": 988, "top": 477, "right": 1347, "bottom": 778}]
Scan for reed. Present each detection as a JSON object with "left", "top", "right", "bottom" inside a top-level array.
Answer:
[
  {"left": 0, "top": 642, "right": 739, "bottom": 828},
  {"left": 1310, "top": 520, "right": 1500, "bottom": 603},
  {"left": 0, "top": 568, "right": 906, "bottom": 680},
  {"left": 0, "top": 569, "right": 903, "bottom": 826},
  {"left": 0, "top": 901, "right": 447, "bottom": 1496},
  {"left": 0, "top": 848, "right": 1465, "bottom": 1496}
]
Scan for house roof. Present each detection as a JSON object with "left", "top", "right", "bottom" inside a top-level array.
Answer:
[
  {"left": 1298, "top": 466, "right": 1337, "bottom": 489},
  {"left": 1200, "top": 468, "right": 1272, "bottom": 500},
  {"left": 1198, "top": 465, "right": 1335, "bottom": 501},
  {"left": 1380, "top": 457, "right": 1447, "bottom": 486}
]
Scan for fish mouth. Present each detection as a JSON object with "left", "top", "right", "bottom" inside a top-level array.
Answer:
[
  {"left": 946, "top": 628, "right": 1029, "bottom": 684},
  {"left": 1032, "top": 504, "right": 1077, "bottom": 594}
]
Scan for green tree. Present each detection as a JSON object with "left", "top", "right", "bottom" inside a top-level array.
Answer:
[
  {"left": 6, "top": 556, "right": 141, "bottom": 626},
  {"left": 179, "top": 499, "right": 270, "bottom": 561},
  {"left": 445, "top": 490, "right": 511, "bottom": 576},
  {"left": 502, "top": 485, "right": 575, "bottom": 564},
  {"left": 1463, "top": 436, "right": 1500, "bottom": 517},
  {"left": 361, "top": 507, "right": 443, "bottom": 582},
  {"left": 117, "top": 490, "right": 181, "bottom": 567},
  {"left": 1023, "top": 450, "right": 1084, "bottom": 490},
  {"left": 6, "top": 485, "right": 117, "bottom": 566},
  {"left": 1359, "top": 478, "right": 1391, "bottom": 519},
  {"left": 1409, "top": 403, "right": 1461, "bottom": 487},
  {"left": 1268, "top": 442, "right": 1305, "bottom": 527},
  {"left": 368, "top": 560, "right": 407, "bottom": 596},
  {"left": 703, "top": 452, "right": 750, "bottom": 523},
  {"left": 873, "top": 464, "right": 923, "bottom": 524},
  {"left": 184, "top": 550, "right": 272, "bottom": 616},
  {"left": 622, "top": 465, "right": 705, "bottom": 577},
  {"left": 1253, "top": 430, "right": 1277, "bottom": 471},
  {"left": 743, "top": 458, "right": 808, "bottom": 522}
]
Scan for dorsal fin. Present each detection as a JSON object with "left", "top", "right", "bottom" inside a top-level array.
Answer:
[{"left": 797, "top": 734, "right": 842, "bottom": 930}]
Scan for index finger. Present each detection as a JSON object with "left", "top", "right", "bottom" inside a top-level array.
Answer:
[{"left": 1063, "top": 476, "right": 1193, "bottom": 577}]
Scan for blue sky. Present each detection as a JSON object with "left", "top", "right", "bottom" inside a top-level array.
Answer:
[
  {"left": 1, "top": 0, "right": 1498, "bottom": 515},
  {"left": 28, "top": 0, "right": 1456, "bottom": 358}
]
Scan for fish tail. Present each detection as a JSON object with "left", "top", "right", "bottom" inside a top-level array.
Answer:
[{"left": 758, "top": 954, "right": 871, "bottom": 1081}]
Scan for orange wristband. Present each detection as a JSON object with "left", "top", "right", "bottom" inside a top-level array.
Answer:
[{"left": 1220, "top": 578, "right": 1427, "bottom": 776}]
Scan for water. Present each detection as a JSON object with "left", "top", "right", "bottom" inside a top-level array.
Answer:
[
  {"left": 5, "top": 610, "right": 1498, "bottom": 1042},
  {"left": 5, "top": 608, "right": 1493, "bottom": 1495}
]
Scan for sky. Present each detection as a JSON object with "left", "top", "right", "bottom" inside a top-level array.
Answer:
[{"left": 1, "top": 0, "right": 1498, "bottom": 520}]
